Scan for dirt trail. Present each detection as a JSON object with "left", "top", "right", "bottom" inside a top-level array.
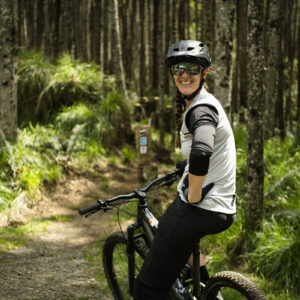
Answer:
[{"left": 0, "top": 161, "right": 139, "bottom": 300}]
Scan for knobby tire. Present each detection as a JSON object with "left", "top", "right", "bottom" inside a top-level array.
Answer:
[
  {"left": 203, "top": 271, "right": 269, "bottom": 300},
  {"left": 102, "top": 231, "right": 148, "bottom": 300}
]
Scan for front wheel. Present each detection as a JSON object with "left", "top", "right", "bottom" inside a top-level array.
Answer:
[
  {"left": 102, "top": 231, "right": 148, "bottom": 300},
  {"left": 203, "top": 271, "right": 269, "bottom": 300}
]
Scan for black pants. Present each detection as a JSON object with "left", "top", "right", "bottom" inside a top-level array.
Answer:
[{"left": 133, "top": 195, "right": 235, "bottom": 300}]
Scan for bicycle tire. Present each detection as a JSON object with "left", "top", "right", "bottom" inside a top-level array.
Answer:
[
  {"left": 102, "top": 231, "right": 148, "bottom": 300},
  {"left": 203, "top": 271, "right": 269, "bottom": 300}
]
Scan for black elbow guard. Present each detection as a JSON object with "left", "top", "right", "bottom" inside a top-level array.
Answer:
[{"left": 189, "top": 153, "right": 210, "bottom": 176}]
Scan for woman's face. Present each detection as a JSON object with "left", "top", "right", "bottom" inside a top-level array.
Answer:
[{"left": 173, "top": 71, "right": 202, "bottom": 96}]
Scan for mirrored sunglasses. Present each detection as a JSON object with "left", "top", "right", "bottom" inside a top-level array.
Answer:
[{"left": 171, "top": 63, "right": 201, "bottom": 76}]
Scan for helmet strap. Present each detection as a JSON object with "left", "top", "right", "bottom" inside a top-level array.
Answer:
[{"left": 181, "top": 78, "right": 205, "bottom": 101}]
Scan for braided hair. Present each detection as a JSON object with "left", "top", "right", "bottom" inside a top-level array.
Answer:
[{"left": 175, "top": 89, "right": 185, "bottom": 148}]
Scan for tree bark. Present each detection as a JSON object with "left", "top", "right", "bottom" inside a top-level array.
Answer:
[
  {"left": 275, "top": 0, "right": 285, "bottom": 139},
  {"left": 139, "top": 0, "right": 145, "bottom": 97},
  {"left": 152, "top": 0, "right": 159, "bottom": 91},
  {"left": 157, "top": 0, "right": 165, "bottom": 145},
  {"left": 111, "top": 0, "right": 127, "bottom": 98},
  {"left": 213, "top": 0, "right": 235, "bottom": 119},
  {"left": 0, "top": 0, "right": 18, "bottom": 141},
  {"left": 264, "top": 0, "right": 280, "bottom": 139},
  {"left": 297, "top": 3, "right": 300, "bottom": 140},
  {"left": 245, "top": 0, "right": 265, "bottom": 231},
  {"left": 178, "top": 0, "right": 185, "bottom": 40},
  {"left": 239, "top": 0, "right": 248, "bottom": 120}
]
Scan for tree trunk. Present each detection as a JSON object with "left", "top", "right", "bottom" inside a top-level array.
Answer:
[
  {"left": 297, "top": 4, "right": 300, "bottom": 140},
  {"left": 157, "top": 0, "right": 165, "bottom": 145},
  {"left": 239, "top": 0, "right": 248, "bottom": 120},
  {"left": 139, "top": 0, "right": 145, "bottom": 97},
  {"left": 201, "top": 0, "right": 214, "bottom": 92},
  {"left": 284, "top": 1, "right": 297, "bottom": 133},
  {"left": 35, "top": 0, "right": 44, "bottom": 51},
  {"left": 264, "top": 0, "right": 280, "bottom": 139},
  {"left": 245, "top": 0, "right": 265, "bottom": 231},
  {"left": 178, "top": 0, "right": 185, "bottom": 40},
  {"left": 213, "top": 0, "right": 235, "bottom": 119},
  {"left": 111, "top": 0, "right": 127, "bottom": 98},
  {"left": 103, "top": 1, "right": 109, "bottom": 73},
  {"left": 93, "top": 0, "right": 101, "bottom": 64},
  {"left": 171, "top": 0, "right": 177, "bottom": 42},
  {"left": 195, "top": 0, "right": 199, "bottom": 40},
  {"left": 0, "top": 0, "right": 18, "bottom": 141},
  {"left": 24, "top": 0, "right": 34, "bottom": 49},
  {"left": 275, "top": 0, "right": 285, "bottom": 139},
  {"left": 152, "top": 0, "right": 159, "bottom": 91}
]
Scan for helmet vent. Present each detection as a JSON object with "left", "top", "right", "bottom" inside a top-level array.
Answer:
[
  {"left": 199, "top": 43, "right": 204, "bottom": 47},
  {"left": 187, "top": 47, "right": 194, "bottom": 51},
  {"left": 173, "top": 48, "right": 179, "bottom": 51}
]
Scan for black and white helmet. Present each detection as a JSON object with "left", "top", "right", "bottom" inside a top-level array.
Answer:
[{"left": 165, "top": 40, "right": 211, "bottom": 68}]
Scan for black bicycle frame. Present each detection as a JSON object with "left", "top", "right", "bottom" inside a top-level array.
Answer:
[{"left": 126, "top": 192, "right": 158, "bottom": 296}]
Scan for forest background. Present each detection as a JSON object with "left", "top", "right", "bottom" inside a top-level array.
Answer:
[{"left": 0, "top": 0, "right": 300, "bottom": 299}]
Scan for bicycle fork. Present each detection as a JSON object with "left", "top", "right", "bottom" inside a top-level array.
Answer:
[
  {"left": 127, "top": 221, "right": 139, "bottom": 296},
  {"left": 192, "top": 242, "right": 201, "bottom": 299}
]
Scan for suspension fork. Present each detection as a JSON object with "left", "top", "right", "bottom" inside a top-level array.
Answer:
[
  {"left": 192, "top": 242, "right": 201, "bottom": 298},
  {"left": 127, "top": 221, "right": 139, "bottom": 296}
]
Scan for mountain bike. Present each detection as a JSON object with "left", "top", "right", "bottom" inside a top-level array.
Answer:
[{"left": 79, "top": 167, "right": 268, "bottom": 300}]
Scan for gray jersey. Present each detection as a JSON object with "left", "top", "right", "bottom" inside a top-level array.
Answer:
[{"left": 177, "top": 88, "right": 236, "bottom": 214}]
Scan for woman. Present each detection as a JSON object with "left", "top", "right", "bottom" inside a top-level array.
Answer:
[{"left": 134, "top": 40, "right": 236, "bottom": 300}]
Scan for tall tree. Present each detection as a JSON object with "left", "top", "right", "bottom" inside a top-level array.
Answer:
[
  {"left": 178, "top": 0, "right": 186, "bottom": 40},
  {"left": 158, "top": 0, "right": 165, "bottom": 144},
  {"left": 297, "top": 3, "right": 300, "bottom": 140},
  {"left": 264, "top": 0, "right": 280, "bottom": 139},
  {"left": 152, "top": 0, "right": 159, "bottom": 91},
  {"left": 238, "top": 0, "right": 248, "bottom": 120},
  {"left": 0, "top": 0, "right": 18, "bottom": 140},
  {"left": 103, "top": 0, "right": 110, "bottom": 73},
  {"left": 111, "top": 0, "right": 127, "bottom": 98},
  {"left": 213, "top": 0, "right": 235, "bottom": 118},
  {"left": 275, "top": 0, "right": 285, "bottom": 139},
  {"left": 201, "top": 0, "right": 215, "bottom": 92},
  {"left": 139, "top": 0, "right": 145, "bottom": 97},
  {"left": 245, "top": 0, "right": 265, "bottom": 230}
]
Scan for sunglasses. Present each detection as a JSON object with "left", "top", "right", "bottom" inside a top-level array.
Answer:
[{"left": 171, "top": 63, "right": 202, "bottom": 76}]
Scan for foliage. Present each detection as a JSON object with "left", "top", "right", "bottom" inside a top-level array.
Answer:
[
  {"left": 0, "top": 51, "right": 133, "bottom": 212},
  {"left": 18, "top": 50, "right": 118, "bottom": 123},
  {"left": 247, "top": 216, "right": 300, "bottom": 293},
  {"left": 264, "top": 134, "right": 300, "bottom": 212}
]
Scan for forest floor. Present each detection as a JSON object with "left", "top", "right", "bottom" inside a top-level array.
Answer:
[{"left": 0, "top": 159, "right": 141, "bottom": 300}]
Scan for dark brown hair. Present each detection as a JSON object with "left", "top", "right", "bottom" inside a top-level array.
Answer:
[{"left": 175, "top": 89, "right": 185, "bottom": 148}]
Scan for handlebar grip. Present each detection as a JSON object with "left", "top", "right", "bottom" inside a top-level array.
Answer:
[{"left": 79, "top": 202, "right": 100, "bottom": 215}]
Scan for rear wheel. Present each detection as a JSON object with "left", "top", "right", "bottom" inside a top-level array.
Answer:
[
  {"left": 102, "top": 231, "right": 148, "bottom": 300},
  {"left": 204, "top": 271, "right": 269, "bottom": 300}
]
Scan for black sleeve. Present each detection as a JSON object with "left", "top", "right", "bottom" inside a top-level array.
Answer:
[{"left": 185, "top": 104, "right": 219, "bottom": 176}]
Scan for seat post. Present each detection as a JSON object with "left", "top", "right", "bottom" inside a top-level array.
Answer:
[{"left": 192, "top": 241, "right": 201, "bottom": 298}]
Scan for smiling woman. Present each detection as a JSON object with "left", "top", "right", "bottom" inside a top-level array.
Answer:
[{"left": 133, "top": 40, "right": 237, "bottom": 300}]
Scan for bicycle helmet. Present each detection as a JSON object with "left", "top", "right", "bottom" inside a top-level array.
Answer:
[{"left": 165, "top": 40, "right": 211, "bottom": 68}]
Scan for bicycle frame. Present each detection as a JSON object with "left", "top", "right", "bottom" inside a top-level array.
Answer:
[{"left": 126, "top": 191, "right": 158, "bottom": 296}]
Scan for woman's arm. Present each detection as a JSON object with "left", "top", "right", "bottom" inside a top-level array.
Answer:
[
  {"left": 188, "top": 173, "right": 206, "bottom": 203},
  {"left": 185, "top": 104, "right": 218, "bottom": 203}
]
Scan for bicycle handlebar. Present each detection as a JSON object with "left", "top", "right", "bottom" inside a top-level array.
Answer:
[{"left": 79, "top": 168, "right": 180, "bottom": 216}]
